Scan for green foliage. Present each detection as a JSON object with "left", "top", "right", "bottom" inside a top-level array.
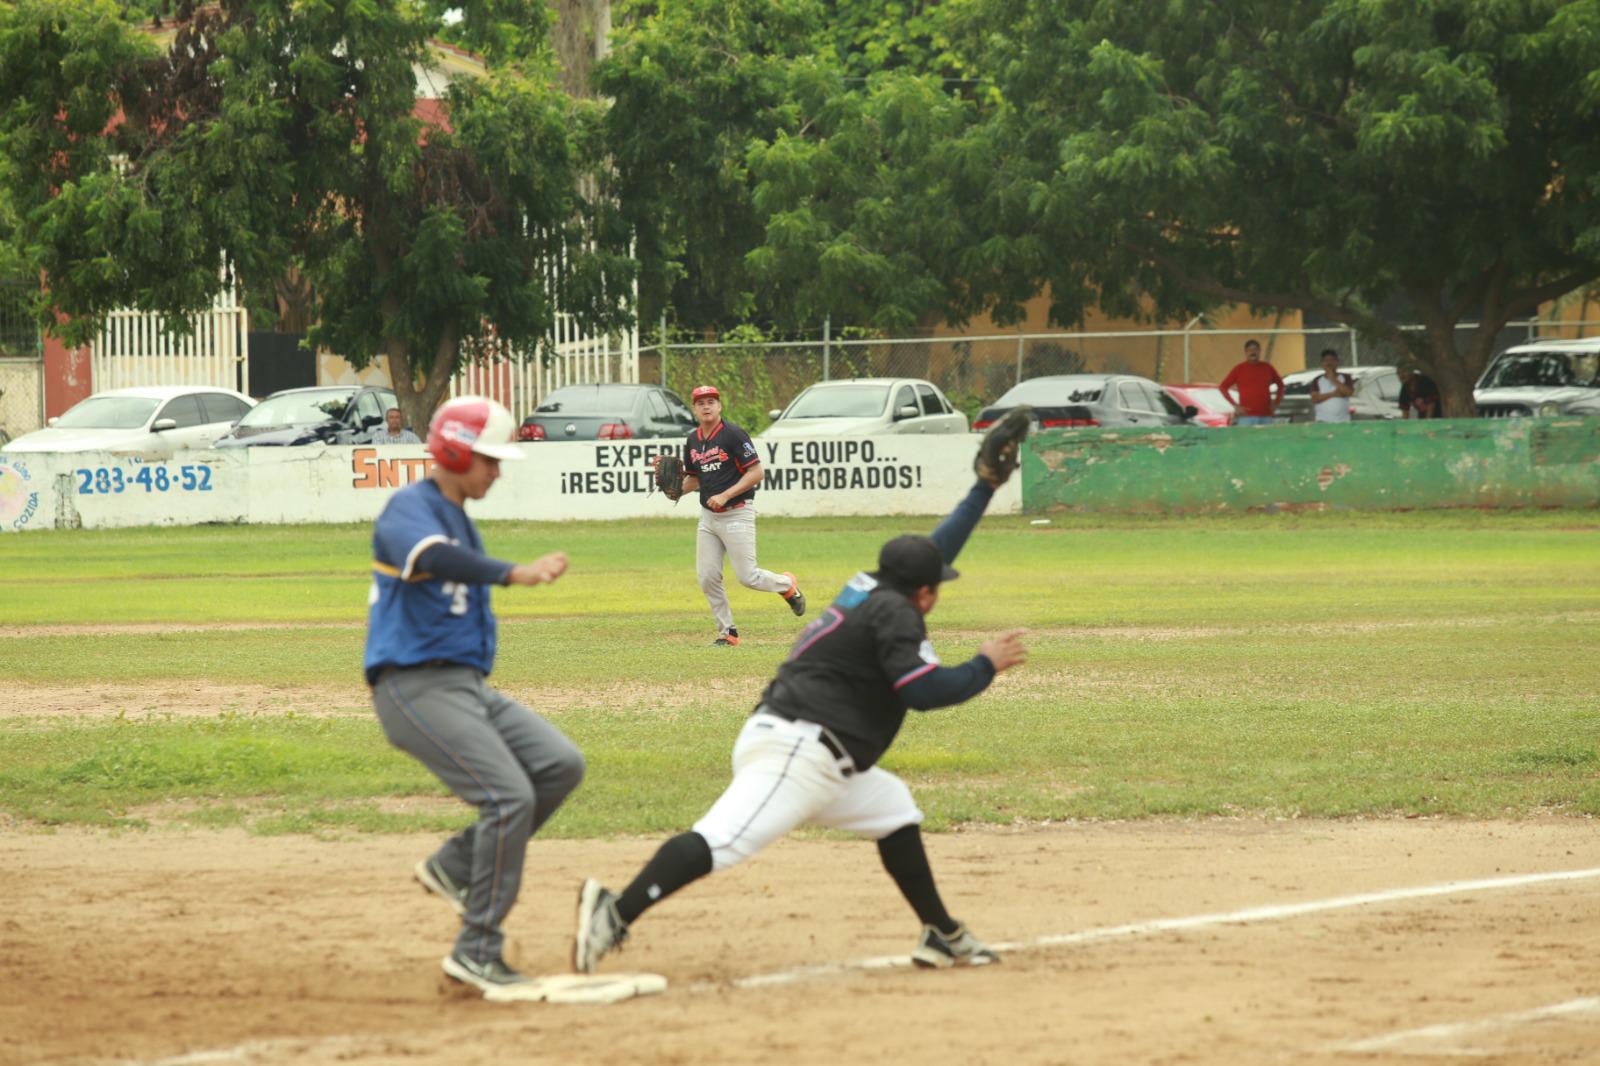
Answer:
[
  {"left": 0, "top": 0, "right": 635, "bottom": 432},
  {"left": 952, "top": 0, "right": 1600, "bottom": 408}
]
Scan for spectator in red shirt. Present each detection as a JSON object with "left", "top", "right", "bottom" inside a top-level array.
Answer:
[{"left": 1219, "top": 339, "right": 1286, "bottom": 426}]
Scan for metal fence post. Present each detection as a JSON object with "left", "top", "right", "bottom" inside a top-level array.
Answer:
[
  {"left": 1016, "top": 332, "right": 1024, "bottom": 385},
  {"left": 659, "top": 313, "right": 669, "bottom": 387},
  {"left": 1349, "top": 327, "right": 1360, "bottom": 367},
  {"left": 1182, "top": 315, "right": 1202, "bottom": 381},
  {"left": 822, "top": 315, "right": 831, "bottom": 381}
]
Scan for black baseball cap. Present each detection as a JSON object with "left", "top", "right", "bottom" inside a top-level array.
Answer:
[{"left": 875, "top": 534, "right": 959, "bottom": 590}]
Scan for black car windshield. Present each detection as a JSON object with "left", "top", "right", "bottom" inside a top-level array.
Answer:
[
  {"left": 998, "top": 380, "right": 1104, "bottom": 405},
  {"left": 52, "top": 396, "right": 161, "bottom": 429},
  {"left": 784, "top": 385, "right": 888, "bottom": 418},
  {"left": 238, "top": 390, "right": 353, "bottom": 426},
  {"left": 535, "top": 387, "right": 640, "bottom": 414},
  {"left": 1480, "top": 351, "right": 1600, "bottom": 390}
]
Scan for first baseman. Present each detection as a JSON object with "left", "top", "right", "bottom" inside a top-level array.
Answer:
[
  {"left": 681, "top": 383, "right": 805, "bottom": 645},
  {"left": 572, "top": 427, "right": 1030, "bottom": 974},
  {"left": 365, "top": 395, "right": 584, "bottom": 995}
]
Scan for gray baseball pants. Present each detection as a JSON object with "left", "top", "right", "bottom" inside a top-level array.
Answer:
[
  {"left": 372, "top": 664, "right": 584, "bottom": 965},
  {"left": 697, "top": 503, "right": 792, "bottom": 635}
]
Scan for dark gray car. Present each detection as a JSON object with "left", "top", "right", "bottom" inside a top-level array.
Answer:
[
  {"left": 974, "top": 374, "right": 1196, "bottom": 430},
  {"left": 519, "top": 383, "right": 696, "bottom": 441},
  {"left": 213, "top": 385, "right": 397, "bottom": 446}
]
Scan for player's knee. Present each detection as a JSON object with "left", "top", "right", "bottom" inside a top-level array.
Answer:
[
  {"left": 489, "top": 782, "right": 536, "bottom": 828},
  {"left": 547, "top": 747, "right": 586, "bottom": 799}
]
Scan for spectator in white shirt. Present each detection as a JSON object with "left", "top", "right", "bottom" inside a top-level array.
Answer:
[
  {"left": 368, "top": 407, "right": 422, "bottom": 444},
  {"left": 1310, "top": 349, "right": 1355, "bottom": 423}
]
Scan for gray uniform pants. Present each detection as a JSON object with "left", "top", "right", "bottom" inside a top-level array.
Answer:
[
  {"left": 697, "top": 503, "right": 792, "bottom": 635},
  {"left": 372, "top": 664, "right": 584, "bottom": 965}
]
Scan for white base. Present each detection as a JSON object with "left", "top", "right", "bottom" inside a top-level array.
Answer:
[{"left": 483, "top": 972, "right": 668, "bottom": 1005}]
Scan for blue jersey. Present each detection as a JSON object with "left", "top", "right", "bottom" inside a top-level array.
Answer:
[{"left": 364, "top": 479, "right": 498, "bottom": 684}]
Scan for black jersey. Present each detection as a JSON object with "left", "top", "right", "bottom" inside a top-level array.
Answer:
[
  {"left": 757, "top": 571, "right": 940, "bottom": 770},
  {"left": 684, "top": 420, "right": 760, "bottom": 509}
]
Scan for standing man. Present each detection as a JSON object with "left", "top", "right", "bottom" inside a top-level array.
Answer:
[
  {"left": 572, "top": 412, "right": 1034, "bottom": 975},
  {"left": 1219, "top": 338, "right": 1286, "bottom": 426},
  {"left": 682, "top": 383, "right": 805, "bottom": 646},
  {"left": 368, "top": 406, "right": 422, "bottom": 444},
  {"left": 1398, "top": 366, "right": 1443, "bottom": 419},
  {"left": 1309, "top": 349, "right": 1355, "bottom": 423},
  {"left": 366, "top": 395, "right": 585, "bottom": 995}
]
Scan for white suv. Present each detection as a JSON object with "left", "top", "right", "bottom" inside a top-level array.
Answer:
[
  {"left": 1474, "top": 338, "right": 1600, "bottom": 418},
  {"left": 760, "top": 378, "right": 969, "bottom": 438}
]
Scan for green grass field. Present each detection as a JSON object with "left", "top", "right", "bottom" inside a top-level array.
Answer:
[{"left": 2, "top": 510, "right": 1597, "bottom": 833}]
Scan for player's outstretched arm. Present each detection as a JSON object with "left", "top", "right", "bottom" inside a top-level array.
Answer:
[
  {"left": 508, "top": 552, "right": 569, "bottom": 587},
  {"left": 899, "top": 629, "right": 1029, "bottom": 711}
]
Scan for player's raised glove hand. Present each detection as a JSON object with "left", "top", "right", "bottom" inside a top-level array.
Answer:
[
  {"left": 652, "top": 455, "right": 686, "bottom": 502},
  {"left": 509, "top": 551, "right": 569, "bottom": 586},
  {"left": 978, "top": 628, "right": 1029, "bottom": 673},
  {"left": 975, "top": 406, "right": 1033, "bottom": 488}
]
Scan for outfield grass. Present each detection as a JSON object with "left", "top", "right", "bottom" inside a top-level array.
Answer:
[{"left": 1, "top": 510, "right": 1596, "bottom": 832}]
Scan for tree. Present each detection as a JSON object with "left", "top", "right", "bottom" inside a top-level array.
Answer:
[
  {"left": 0, "top": 0, "right": 636, "bottom": 432},
  {"left": 595, "top": 0, "right": 989, "bottom": 332},
  {"left": 951, "top": 0, "right": 1600, "bottom": 413}
]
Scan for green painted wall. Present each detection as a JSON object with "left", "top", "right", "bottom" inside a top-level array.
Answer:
[{"left": 1023, "top": 418, "right": 1600, "bottom": 513}]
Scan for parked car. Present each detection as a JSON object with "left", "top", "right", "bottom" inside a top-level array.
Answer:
[
  {"left": 212, "top": 385, "right": 396, "bottom": 447},
  {"left": 1276, "top": 365, "right": 1402, "bottom": 423},
  {"left": 1473, "top": 338, "right": 1600, "bottom": 418},
  {"left": 1163, "top": 384, "right": 1235, "bottom": 427},
  {"left": 973, "top": 374, "right": 1195, "bottom": 431},
  {"left": 1, "top": 385, "right": 255, "bottom": 454},
  {"left": 519, "top": 383, "right": 695, "bottom": 441},
  {"left": 758, "top": 378, "right": 968, "bottom": 438}
]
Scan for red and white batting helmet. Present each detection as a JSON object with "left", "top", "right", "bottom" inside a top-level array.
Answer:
[{"left": 427, "top": 396, "right": 524, "bottom": 474}]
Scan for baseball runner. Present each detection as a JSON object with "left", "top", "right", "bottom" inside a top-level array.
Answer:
[
  {"left": 680, "top": 384, "right": 805, "bottom": 645},
  {"left": 365, "top": 395, "right": 585, "bottom": 996},
  {"left": 572, "top": 410, "right": 1033, "bottom": 974}
]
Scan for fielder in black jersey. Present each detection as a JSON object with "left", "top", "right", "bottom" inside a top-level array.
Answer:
[
  {"left": 681, "top": 384, "right": 805, "bottom": 645},
  {"left": 573, "top": 467, "right": 1028, "bottom": 973}
]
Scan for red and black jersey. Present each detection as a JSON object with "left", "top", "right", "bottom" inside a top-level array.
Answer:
[{"left": 683, "top": 420, "right": 761, "bottom": 509}]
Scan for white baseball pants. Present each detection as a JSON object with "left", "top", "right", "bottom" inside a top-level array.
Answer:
[
  {"left": 696, "top": 504, "right": 792, "bottom": 635},
  {"left": 693, "top": 711, "right": 924, "bottom": 871}
]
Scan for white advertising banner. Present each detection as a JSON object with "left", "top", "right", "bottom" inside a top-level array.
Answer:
[{"left": 0, "top": 435, "right": 1018, "bottom": 532}]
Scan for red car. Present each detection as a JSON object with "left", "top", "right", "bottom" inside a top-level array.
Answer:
[{"left": 1163, "top": 384, "right": 1235, "bottom": 427}]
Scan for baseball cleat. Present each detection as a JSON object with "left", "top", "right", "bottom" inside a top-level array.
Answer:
[
  {"left": 712, "top": 628, "right": 740, "bottom": 646},
  {"left": 573, "top": 878, "right": 629, "bottom": 974},
  {"left": 415, "top": 857, "right": 469, "bottom": 917},
  {"left": 910, "top": 922, "right": 1000, "bottom": 969},
  {"left": 781, "top": 573, "right": 806, "bottom": 617},
  {"left": 442, "top": 951, "right": 532, "bottom": 993}
]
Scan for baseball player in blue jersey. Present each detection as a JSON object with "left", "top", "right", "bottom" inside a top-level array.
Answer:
[
  {"left": 682, "top": 384, "right": 805, "bottom": 645},
  {"left": 572, "top": 412, "right": 1034, "bottom": 974},
  {"left": 365, "top": 395, "right": 584, "bottom": 996}
]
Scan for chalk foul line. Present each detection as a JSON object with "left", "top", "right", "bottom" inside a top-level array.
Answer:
[{"left": 705, "top": 865, "right": 1600, "bottom": 992}]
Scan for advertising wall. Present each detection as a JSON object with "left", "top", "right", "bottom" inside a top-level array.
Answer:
[
  {"left": 1023, "top": 418, "right": 1600, "bottom": 513},
  {"left": 0, "top": 434, "right": 1018, "bottom": 533}
]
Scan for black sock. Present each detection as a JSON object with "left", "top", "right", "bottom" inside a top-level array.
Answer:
[
  {"left": 877, "top": 824, "right": 957, "bottom": 935},
  {"left": 615, "top": 831, "right": 713, "bottom": 925}
]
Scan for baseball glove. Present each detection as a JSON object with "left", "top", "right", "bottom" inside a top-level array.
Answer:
[
  {"left": 652, "top": 454, "right": 686, "bottom": 502},
  {"left": 974, "top": 405, "right": 1033, "bottom": 488}
]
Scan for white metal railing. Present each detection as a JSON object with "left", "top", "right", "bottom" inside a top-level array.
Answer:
[
  {"left": 92, "top": 288, "right": 249, "bottom": 393},
  {"left": 451, "top": 314, "right": 641, "bottom": 415}
]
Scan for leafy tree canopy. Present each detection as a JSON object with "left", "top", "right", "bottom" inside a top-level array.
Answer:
[
  {"left": 950, "top": 0, "right": 1600, "bottom": 407},
  {"left": 0, "top": 0, "right": 635, "bottom": 430}
]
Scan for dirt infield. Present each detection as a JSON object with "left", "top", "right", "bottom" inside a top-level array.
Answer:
[{"left": 5, "top": 820, "right": 1597, "bottom": 1066}]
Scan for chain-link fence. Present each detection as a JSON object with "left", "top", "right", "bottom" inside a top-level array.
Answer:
[
  {"left": 0, "top": 281, "right": 41, "bottom": 360},
  {"left": 0, "top": 358, "right": 44, "bottom": 442},
  {"left": 645, "top": 318, "right": 1600, "bottom": 427}
]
